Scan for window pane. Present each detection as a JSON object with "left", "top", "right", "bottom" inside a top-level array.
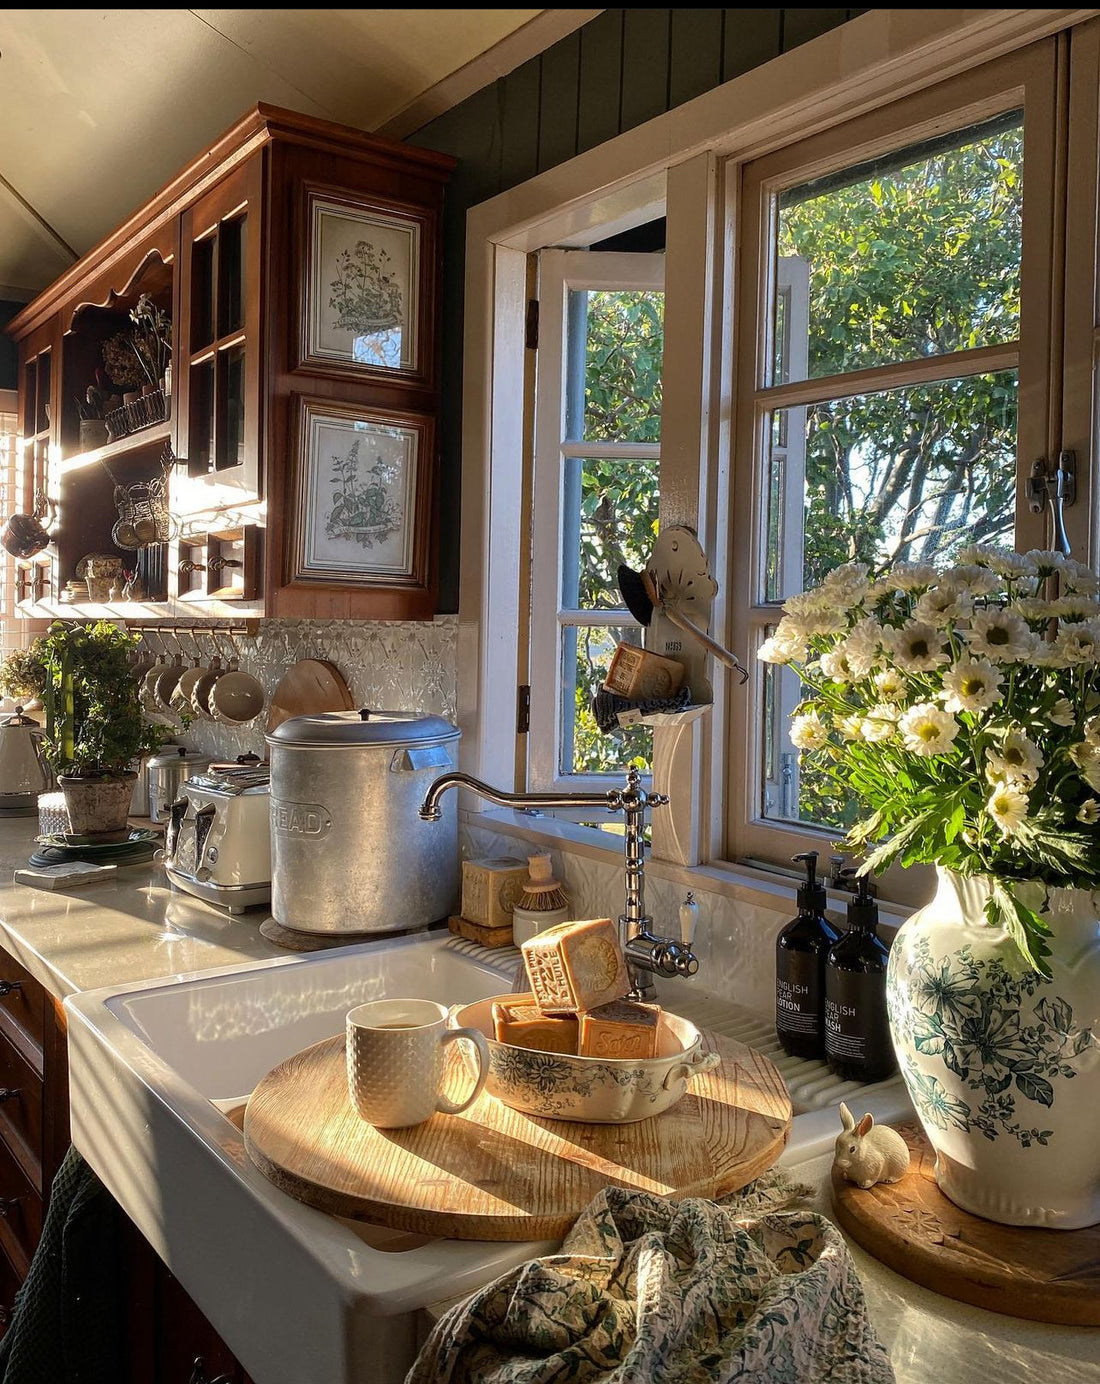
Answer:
[
  {"left": 566, "top": 290, "right": 664, "bottom": 442},
  {"left": 765, "top": 370, "right": 1017, "bottom": 601},
  {"left": 761, "top": 651, "right": 852, "bottom": 831},
  {"left": 562, "top": 625, "right": 652, "bottom": 775},
  {"left": 772, "top": 113, "right": 1023, "bottom": 385},
  {"left": 562, "top": 456, "right": 659, "bottom": 610}
]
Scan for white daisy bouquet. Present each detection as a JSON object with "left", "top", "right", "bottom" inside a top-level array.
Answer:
[{"left": 759, "top": 547, "right": 1100, "bottom": 975}]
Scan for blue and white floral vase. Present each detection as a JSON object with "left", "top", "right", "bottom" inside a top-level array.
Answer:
[{"left": 887, "top": 868, "right": 1100, "bottom": 1229}]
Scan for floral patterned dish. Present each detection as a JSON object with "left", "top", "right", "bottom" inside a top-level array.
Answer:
[{"left": 448, "top": 993, "right": 721, "bottom": 1123}]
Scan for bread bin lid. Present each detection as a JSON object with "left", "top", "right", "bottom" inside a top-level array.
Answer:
[{"left": 266, "top": 709, "right": 460, "bottom": 748}]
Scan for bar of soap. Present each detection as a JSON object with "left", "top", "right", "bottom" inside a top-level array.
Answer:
[
  {"left": 520, "top": 917, "right": 630, "bottom": 1015},
  {"left": 492, "top": 1001, "right": 578, "bottom": 1055},
  {"left": 579, "top": 999, "right": 661, "bottom": 1059}
]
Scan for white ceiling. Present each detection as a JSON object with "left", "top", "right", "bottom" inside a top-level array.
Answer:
[{"left": 0, "top": 8, "right": 596, "bottom": 298}]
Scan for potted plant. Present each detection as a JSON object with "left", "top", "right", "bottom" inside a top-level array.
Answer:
[
  {"left": 759, "top": 547, "right": 1100, "bottom": 1230},
  {"left": 38, "top": 621, "right": 161, "bottom": 840},
  {"left": 0, "top": 639, "right": 47, "bottom": 709}
]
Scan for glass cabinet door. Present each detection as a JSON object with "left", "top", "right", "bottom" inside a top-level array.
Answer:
[{"left": 175, "top": 160, "right": 262, "bottom": 513}]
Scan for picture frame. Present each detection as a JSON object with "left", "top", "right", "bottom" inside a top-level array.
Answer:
[
  {"left": 290, "top": 396, "right": 434, "bottom": 589},
  {"left": 300, "top": 189, "right": 430, "bottom": 383}
]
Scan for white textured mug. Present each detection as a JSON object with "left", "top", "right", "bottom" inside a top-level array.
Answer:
[{"left": 346, "top": 998, "right": 489, "bottom": 1128}]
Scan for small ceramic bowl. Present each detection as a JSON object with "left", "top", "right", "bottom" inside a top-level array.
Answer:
[{"left": 448, "top": 992, "right": 720, "bottom": 1123}]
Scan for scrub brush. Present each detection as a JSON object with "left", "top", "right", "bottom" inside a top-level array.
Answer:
[{"left": 516, "top": 853, "right": 569, "bottom": 913}]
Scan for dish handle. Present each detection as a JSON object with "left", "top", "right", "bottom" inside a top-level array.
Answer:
[{"left": 662, "top": 1048, "right": 721, "bottom": 1091}]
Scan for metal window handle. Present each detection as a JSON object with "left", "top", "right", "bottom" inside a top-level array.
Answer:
[
  {"left": 1027, "top": 451, "right": 1075, "bottom": 557},
  {"left": 0, "top": 982, "right": 22, "bottom": 999}
]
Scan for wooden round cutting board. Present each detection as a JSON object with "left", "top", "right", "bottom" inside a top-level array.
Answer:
[
  {"left": 243, "top": 1028, "right": 791, "bottom": 1241},
  {"left": 831, "top": 1122, "right": 1100, "bottom": 1326},
  {"left": 265, "top": 659, "right": 354, "bottom": 733}
]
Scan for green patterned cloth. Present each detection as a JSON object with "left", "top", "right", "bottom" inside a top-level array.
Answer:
[{"left": 408, "top": 1171, "right": 894, "bottom": 1384}]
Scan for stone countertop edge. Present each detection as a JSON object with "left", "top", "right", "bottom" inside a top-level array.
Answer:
[{"left": 0, "top": 819, "right": 287, "bottom": 1003}]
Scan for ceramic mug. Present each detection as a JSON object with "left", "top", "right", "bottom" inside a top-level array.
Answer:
[{"left": 345, "top": 999, "right": 489, "bottom": 1129}]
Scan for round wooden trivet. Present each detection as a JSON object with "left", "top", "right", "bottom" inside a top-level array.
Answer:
[
  {"left": 831, "top": 1122, "right": 1100, "bottom": 1326},
  {"left": 244, "top": 1028, "right": 792, "bottom": 1241}
]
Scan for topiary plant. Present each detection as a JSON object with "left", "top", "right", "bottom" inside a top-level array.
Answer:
[{"left": 39, "top": 621, "right": 161, "bottom": 779}]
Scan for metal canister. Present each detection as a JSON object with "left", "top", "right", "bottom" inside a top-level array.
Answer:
[
  {"left": 146, "top": 746, "right": 212, "bottom": 822},
  {"left": 265, "top": 709, "right": 460, "bottom": 935}
]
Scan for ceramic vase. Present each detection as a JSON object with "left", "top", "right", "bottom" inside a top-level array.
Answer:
[{"left": 887, "top": 868, "right": 1100, "bottom": 1228}]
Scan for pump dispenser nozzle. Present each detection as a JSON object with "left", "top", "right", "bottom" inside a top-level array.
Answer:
[
  {"left": 792, "top": 851, "right": 826, "bottom": 912},
  {"left": 847, "top": 872, "right": 879, "bottom": 931}
]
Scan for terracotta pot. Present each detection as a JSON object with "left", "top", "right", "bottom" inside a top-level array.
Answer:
[
  {"left": 887, "top": 868, "right": 1100, "bottom": 1229},
  {"left": 57, "top": 771, "right": 137, "bottom": 841}
]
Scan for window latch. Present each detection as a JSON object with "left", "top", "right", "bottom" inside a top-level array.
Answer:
[{"left": 1026, "top": 450, "right": 1075, "bottom": 557}]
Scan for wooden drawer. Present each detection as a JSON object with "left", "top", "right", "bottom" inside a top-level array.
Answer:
[
  {"left": 0, "top": 952, "right": 46, "bottom": 1067},
  {"left": 0, "top": 1136, "right": 42, "bottom": 1276},
  {"left": 0, "top": 1031, "right": 43, "bottom": 1187}
]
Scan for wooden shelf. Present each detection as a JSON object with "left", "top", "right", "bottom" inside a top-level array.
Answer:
[
  {"left": 16, "top": 597, "right": 264, "bottom": 623},
  {"left": 59, "top": 421, "right": 172, "bottom": 476}
]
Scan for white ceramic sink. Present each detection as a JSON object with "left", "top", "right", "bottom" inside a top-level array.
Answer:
[{"left": 65, "top": 930, "right": 913, "bottom": 1384}]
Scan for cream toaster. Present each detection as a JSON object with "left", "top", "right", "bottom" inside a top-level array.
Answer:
[{"left": 162, "top": 759, "right": 271, "bottom": 914}]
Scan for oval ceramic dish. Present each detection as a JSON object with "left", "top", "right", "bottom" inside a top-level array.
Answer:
[{"left": 448, "top": 992, "right": 721, "bottom": 1123}]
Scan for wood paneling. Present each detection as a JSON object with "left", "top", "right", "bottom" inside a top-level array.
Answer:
[
  {"left": 723, "top": 9, "right": 783, "bottom": 81},
  {"left": 620, "top": 9, "right": 673, "bottom": 132},
  {"left": 538, "top": 30, "right": 581, "bottom": 173},
  {"left": 670, "top": 10, "right": 724, "bottom": 109},
  {"left": 782, "top": 9, "right": 852, "bottom": 52},
  {"left": 577, "top": 10, "right": 625, "bottom": 156}
]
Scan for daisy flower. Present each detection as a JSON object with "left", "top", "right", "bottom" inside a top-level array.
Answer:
[
  {"left": 1050, "top": 698, "right": 1076, "bottom": 728},
  {"left": 1076, "top": 799, "right": 1100, "bottom": 825},
  {"left": 790, "top": 710, "right": 829, "bottom": 751},
  {"left": 861, "top": 704, "right": 900, "bottom": 742},
  {"left": 890, "top": 562, "right": 939, "bottom": 593},
  {"left": 899, "top": 702, "right": 960, "bottom": 756},
  {"left": 1060, "top": 559, "right": 1100, "bottom": 596},
  {"left": 942, "top": 658, "right": 1002, "bottom": 714},
  {"left": 987, "top": 730, "right": 1044, "bottom": 784},
  {"left": 885, "top": 620, "right": 948, "bottom": 672},
  {"left": 1056, "top": 622, "right": 1100, "bottom": 665},
  {"left": 873, "top": 668, "right": 907, "bottom": 702},
  {"left": 965, "top": 609, "right": 1035, "bottom": 663},
  {"left": 987, "top": 784, "right": 1029, "bottom": 838}
]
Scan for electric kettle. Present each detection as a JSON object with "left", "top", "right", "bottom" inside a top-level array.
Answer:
[{"left": 0, "top": 708, "right": 51, "bottom": 814}]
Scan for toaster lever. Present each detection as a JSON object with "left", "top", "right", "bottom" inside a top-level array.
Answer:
[
  {"left": 193, "top": 804, "right": 218, "bottom": 880},
  {"left": 164, "top": 797, "right": 189, "bottom": 862}
]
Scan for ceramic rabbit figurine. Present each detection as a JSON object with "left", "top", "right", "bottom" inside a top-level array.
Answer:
[{"left": 833, "top": 1102, "right": 910, "bottom": 1189}]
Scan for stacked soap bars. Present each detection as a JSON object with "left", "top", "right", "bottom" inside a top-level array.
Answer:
[{"left": 492, "top": 918, "right": 661, "bottom": 1059}]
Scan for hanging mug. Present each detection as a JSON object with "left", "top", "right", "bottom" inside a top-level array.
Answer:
[{"left": 2, "top": 492, "right": 55, "bottom": 560}]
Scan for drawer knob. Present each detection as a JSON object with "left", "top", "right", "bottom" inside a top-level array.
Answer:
[
  {"left": 0, "top": 1197, "right": 21, "bottom": 1217},
  {"left": 0, "top": 1089, "right": 19, "bottom": 1105},
  {"left": 0, "top": 981, "right": 23, "bottom": 999}
]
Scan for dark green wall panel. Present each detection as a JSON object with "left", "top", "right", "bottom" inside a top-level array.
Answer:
[
  {"left": 723, "top": 9, "right": 783, "bottom": 81},
  {"left": 670, "top": 10, "right": 724, "bottom": 109},
  {"left": 538, "top": 30, "right": 581, "bottom": 172},
  {"left": 620, "top": 9, "right": 672, "bottom": 131},
  {"left": 0, "top": 302, "right": 20, "bottom": 391},
  {"left": 410, "top": 7, "right": 857, "bottom": 612},
  {"left": 577, "top": 10, "right": 625, "bottom": 156}
]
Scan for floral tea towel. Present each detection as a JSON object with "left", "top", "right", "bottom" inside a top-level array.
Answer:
[{"left": 408, "top": 1174, "right": 894, "bottom": 1384}]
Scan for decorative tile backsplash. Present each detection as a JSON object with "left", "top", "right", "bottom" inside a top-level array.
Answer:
[{"left": 138, "top": 616, "right": 457, "bottom": 761}]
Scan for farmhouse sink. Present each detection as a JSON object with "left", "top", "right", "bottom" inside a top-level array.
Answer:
[{"left": 65, "top": 929, "right": 913, "bottom": 1384}]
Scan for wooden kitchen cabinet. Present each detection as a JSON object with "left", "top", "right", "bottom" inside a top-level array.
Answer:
[
  {"left": 0, "top": 937, "right": 252, "bottom": 1380},
  {"left": 6, "top": 104, "right": 454, "bottom": 623}
]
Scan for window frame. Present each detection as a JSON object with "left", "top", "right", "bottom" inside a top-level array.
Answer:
[
  {"left": 726, "top": 40, "right": 1066, "bottom": 900},
  {"left": 458, "top": 9, "right": 1095, "bottom": 894},
  {"left": 528, "top": 248, "right": 665, "bottom": 794}
]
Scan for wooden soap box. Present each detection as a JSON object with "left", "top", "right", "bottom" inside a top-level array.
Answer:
[{"left": 447, "top": 915, "right": 514, "bottom": 949}]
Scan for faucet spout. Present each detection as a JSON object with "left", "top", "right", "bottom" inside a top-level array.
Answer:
[{"left": 419, "top": 766, "right": 700, "bottom": 1001}]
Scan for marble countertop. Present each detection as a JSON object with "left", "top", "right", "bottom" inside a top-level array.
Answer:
[
  {"left": 788, "top": 1151, "right": 1100, "bottom": 1384},
  {"left": 0, "top": 817, "right": 286, "bottom": 1001}
]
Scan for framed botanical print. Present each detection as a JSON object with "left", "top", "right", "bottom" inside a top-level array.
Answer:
[
  {"left": 300, "top": 189, "right": 429, "bottom": 382},
  {"left": 290, "top": 396, "right": 433, "bottom": 588}
]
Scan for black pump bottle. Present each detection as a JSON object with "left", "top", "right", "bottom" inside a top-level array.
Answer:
[
  {"left": 775, "top": 851, "right": 839, "bottom": 1059},
  {"left": 824, "top": 875, "right": 897, "bottom": 1082}
]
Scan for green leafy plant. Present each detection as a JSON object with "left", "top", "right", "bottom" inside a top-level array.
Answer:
[
  {"left": 758, "top": 548, "right": 1100, "bottom": 976},
  {"left": 0, "top": 640, "right": 48, "bottom": 703},
  {"left": 39, "top": 621, "right": 161, "bottom": 779}
]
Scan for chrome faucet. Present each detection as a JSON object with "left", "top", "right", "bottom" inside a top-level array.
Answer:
[{"left": 419, "top": 766, "right": 699, "bottom": 1002}]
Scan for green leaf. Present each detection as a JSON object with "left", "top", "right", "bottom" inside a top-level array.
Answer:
[{"left": 1014, "top": 1072, "right": 1054, "bottom": 1107}]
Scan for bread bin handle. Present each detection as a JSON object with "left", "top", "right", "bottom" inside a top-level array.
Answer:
[{"left": 390, "top": 745, "right": 454, "bottom": 773}]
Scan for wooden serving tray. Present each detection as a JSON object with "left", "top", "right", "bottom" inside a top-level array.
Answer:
[
  {"left": 243, "top": 1027, "right": 792, "bottom": 1241},
  {"left": 832, "top": 1122, "right": 1100, "bottom": 1326}
]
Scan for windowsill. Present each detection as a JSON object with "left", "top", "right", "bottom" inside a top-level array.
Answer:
[{"left": 460, "top": 806, "right": 913, "bottom": 932}]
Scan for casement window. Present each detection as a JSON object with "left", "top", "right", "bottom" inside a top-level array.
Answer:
[
  {"left": 726, "top": 38, "right": 1092, "bottom": 897},
  {"left": 465, "top": 12, "right": 1100, "bottom": 897},
  {"left": 528, "top": 250, "right": 664, "bottom": 794}
]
